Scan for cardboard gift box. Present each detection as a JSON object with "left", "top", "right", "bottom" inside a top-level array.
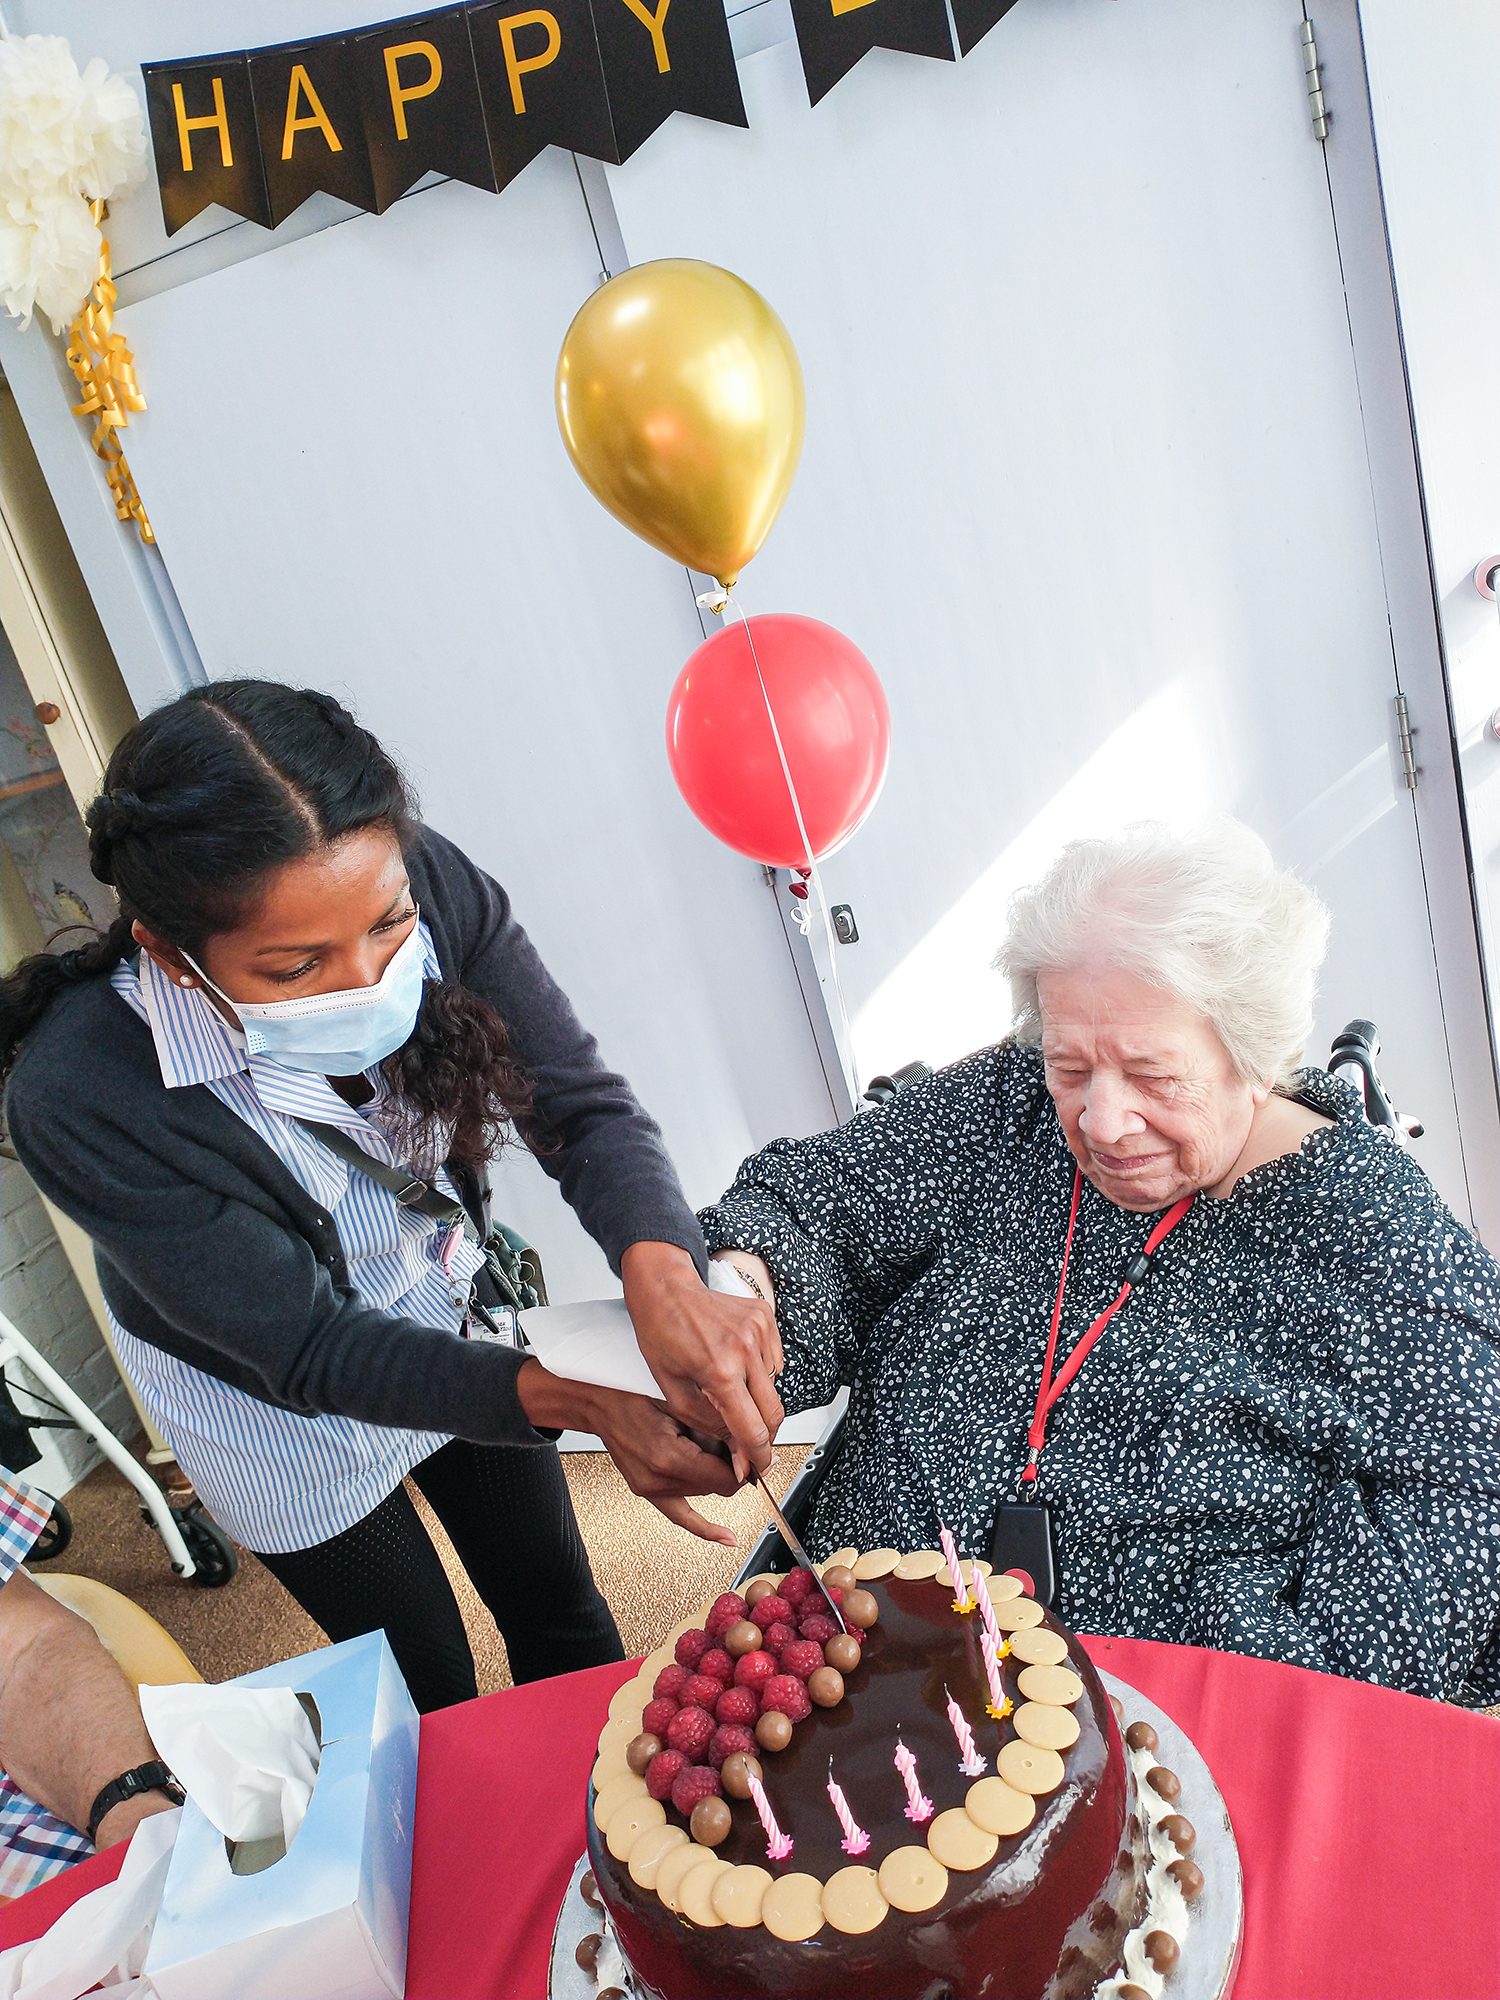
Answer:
[{"left": 144, "top": 1631, "right": 419, "bottom": 2000}]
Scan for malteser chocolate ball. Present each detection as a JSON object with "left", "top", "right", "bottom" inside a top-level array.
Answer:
[
  {"left": 744, "top": 1578, "right": 777, "bottom": 1607},
  {"left": 1124, "top": 1721, "right": 1158, "bottom": 1755},
  {"left": 599, "top": 1988, "right": 628, "bottom": 2000},
  {"left": 580, "top": 1869, "right": 602, "bottom": 1909},
  {"left": 1147, "top": 1765, "right": 1182, "bottom": 1802},
  {"left": 720, "top": 1751, "right": 763, "bottom": 1799},
  {"left": 1108, "top": 1695, "right": 1125, "bottom": 1725},
  {"left": 825, "top": 1632, "right": 863, "bottom": 1673},
  {"left": 807, "top": 1666, "right": 845, "bottom": 1707},
  {"left": 1117, "top": 1987, "right": 1153, "bottom": 2000},
  {"left": 1159, "top": 1813, "right": 1196, "bottom": 1854},
  {"left": 691, "top": 1795, "right": 733, "bottom": 1846},
  {"left": 822, "top": 1564, "right": 856, "bottom": 1592},
  {"left": 625, "top": 1731, "right": 662, "bottom": 1775},
  {"left": 841, "top": 1588, "right": 880, "bottom": 1629},
  {"left": 725, "top": 1619, "right": 764, "bottom": 1657},
  {"left": 756, "top": 1709, "right": 794, "bottom": 1753},
  {"left": 1145, "top": 1931, "right": 1180, "bottom": 1973},
  {"left": 1168, "top": 1858, "right": 1205, "bottom": 1902},
  {"left": 575, "top": 1933, "right": 603, "bottom": 1974}
]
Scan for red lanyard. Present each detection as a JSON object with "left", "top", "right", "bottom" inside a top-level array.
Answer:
[{"left": 1020, "top": 1168, "right": 1195, "bottom": 1486}]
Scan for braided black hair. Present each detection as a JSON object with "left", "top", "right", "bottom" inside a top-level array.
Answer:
[{"left": 0, "top": 681, "right": 538, "bottom": 1168}]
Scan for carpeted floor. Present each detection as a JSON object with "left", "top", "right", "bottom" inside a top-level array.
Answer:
[{"left": 36, "top": 1444, "right": 810, "bottom": 1688}]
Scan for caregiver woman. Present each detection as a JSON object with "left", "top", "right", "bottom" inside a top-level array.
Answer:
[{"left": 0, "top": 681, "right": 782, "bottom": 1711}]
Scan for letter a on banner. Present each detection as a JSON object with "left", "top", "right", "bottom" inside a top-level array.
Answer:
[
  {"left": 141, "top": 55, "right": 271, "bottom": 233},
  {"left": 789, "top": 0, "right": 954, "bottom": 106},
  {"left": 465, "top": 0, "right": 620, "bottom": 189},
  {"left": 588, "top": 0, "right": 747, "bottom": 162},
  {"left": 247, "top": 39, "right": 377, "bottom": 225},
  {"left": 354, "top": 9, "right": 500, "bottom": 211}
]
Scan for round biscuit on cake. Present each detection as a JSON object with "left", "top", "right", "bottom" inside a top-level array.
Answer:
[
  {"left": 607, "top": 1674, "right": 654, "bottom": 1724},
  {"left": 677, "top": 1856, "right": 732, "bottom": 1927},
  {"left": 606, "top": 1797, "right": 666, "bottom": 1862},
  {"left": 592, "top": 1772, "right": 648, "bottom": 1831},
  {"left": 712, "top": 1863, "right": 775, "bottom": 1927},
  {"left": 627, "top": 1823, "right": 688, "bottom": 1889},
  {"left": 963, "top": 1775, "right": 1035, "bottom": 1836},
  {"left": 761, "top": 1871, "right": 828, "bottom": 1941},
  {"left": 991, "top": 1596, "right": 1046, "bottom": 1630},
  {"left": 851, "top": 1548, "right": 901, "bottom": 1579},
  {"left": 997, "top": 1740, "right": 1067, "bottom": 1796},
  {"left": 1006, "top": 1627, "right": 1070, "bottom": 1666},
  {"left": 822, "top": 1865, "right": 889, "bottom": 1934},
  {"left": 892, "top": 1549, "right": 945, "bottom": 1579},
  {"left": 821, "top": 1547, "right": 859, "bottom": 1572},
  {"left": 1016, "top": 1663, "right": 1086, "bottom": 1707},
  {"left": 985, "top": 1572, "right": 1025, "bottom": 1602},
  {"left": 926, "top": 1807, "right": 1000, "bottom": 1871},
  {"left": 1012, "top": 1701, "right": 1081, "bottom": 1751},
  {"left": 878, "top": 1844, "right": 950, "bottom": 1912},
  {"left": 656, "top": 1840, "right": 719, "bottom": 1912}
]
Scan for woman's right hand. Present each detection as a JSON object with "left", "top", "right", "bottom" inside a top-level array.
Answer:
[{"left": 517, "top": 1360, "right": 743, "bottom": 1545}]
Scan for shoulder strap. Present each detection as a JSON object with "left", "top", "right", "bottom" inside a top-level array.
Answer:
[{"left": 293, "top": 1119, "right": 479, "bottom": 1242}]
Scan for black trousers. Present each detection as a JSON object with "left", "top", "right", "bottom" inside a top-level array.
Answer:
[{"left": 258, "top": 1438, "right": 624, "bottom": 1712}]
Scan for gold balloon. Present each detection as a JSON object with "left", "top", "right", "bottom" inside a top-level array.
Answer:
[{"left": 556, "top": 260, "right": 805, "bottom": 589}]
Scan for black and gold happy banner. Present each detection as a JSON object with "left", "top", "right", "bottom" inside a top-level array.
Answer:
[
  {"left": 142, "top": 0, "right": 748, "bottom": 233},
  {"left": 142, "top": 0, "right": 1022, "bottom": 233}
]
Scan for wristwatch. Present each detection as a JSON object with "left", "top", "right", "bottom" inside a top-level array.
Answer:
[{"left": 86, "top": 1760, "right": 185, "bottom": 1844}]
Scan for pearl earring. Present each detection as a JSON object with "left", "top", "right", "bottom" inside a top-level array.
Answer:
[{"left": 179, "top": 975, "right": 193, "bottom": 988}]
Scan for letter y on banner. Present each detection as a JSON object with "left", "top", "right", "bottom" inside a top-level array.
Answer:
[
  {"left": 588, "top": 0, "right": 747, "bottom": 161},
  {"left": 790, "top": 0, "right": 954, "bottom": 106}
]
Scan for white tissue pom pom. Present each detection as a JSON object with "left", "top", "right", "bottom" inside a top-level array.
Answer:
[
  {"left": 0, "top": 34, "right": 147, "bottom": 330},
  {"left": 0, "top": 36, "right": 146, "bottom": 200},
  {"left": 0, "top": 188, "right": 98, "bottom": 332}
]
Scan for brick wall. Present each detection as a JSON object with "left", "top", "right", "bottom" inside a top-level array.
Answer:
[{"left": 0, "top": 1156, "right": 134, "bottom": 1498}]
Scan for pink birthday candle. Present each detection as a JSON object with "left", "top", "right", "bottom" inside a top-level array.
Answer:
[
  {"left": 981, "top": 1629, "right": 1012, "bottom": 1721},
  {"left": 976, "top": 1571, "right": 1004, "bottom": 1654},
  {"left": 893, "top": 1736, "right": 934, "bottom": 1823},
  {"left": 939, "top": 1524, "right": 976, "bottom": 1612},
  {"left": 826, "top": 1761, "right": 870, "bottom": 1856},
  {"left": 943, "top": 1686, "right": 987, "bottom": 1776},
  {"left": 746, "top": 1767, "right": 794, "bottom": 1861}
]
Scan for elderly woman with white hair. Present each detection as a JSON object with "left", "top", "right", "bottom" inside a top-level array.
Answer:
[{"left": 702, "top": 821, "right": 1500, "bottom": 1704}]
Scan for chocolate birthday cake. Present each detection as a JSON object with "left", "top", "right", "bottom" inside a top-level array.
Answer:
[{"left": 580, "top": 1548, "right": 1203, "bottom": 2000}]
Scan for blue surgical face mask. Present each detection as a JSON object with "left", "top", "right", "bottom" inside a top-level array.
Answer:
[{"left": 182, "top": 920, "right": 428, "bottom": 1077}]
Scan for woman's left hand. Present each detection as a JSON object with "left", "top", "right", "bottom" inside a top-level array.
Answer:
[{"left": 621, "top": 1242, "right": 784, "bottom": 1480}]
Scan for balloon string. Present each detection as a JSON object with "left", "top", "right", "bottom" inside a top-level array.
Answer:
[{"left": 713, "top": 591, "right": 863, "bottom": 1114}]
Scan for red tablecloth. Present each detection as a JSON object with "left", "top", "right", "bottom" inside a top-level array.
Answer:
[{"left": 5, "top": 1636, "right": 1497, "bottom": 2000}]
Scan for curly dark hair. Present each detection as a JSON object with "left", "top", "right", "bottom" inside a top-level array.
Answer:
[{"left": 0, "top": 680, "right": 538, "bottom": 1170}]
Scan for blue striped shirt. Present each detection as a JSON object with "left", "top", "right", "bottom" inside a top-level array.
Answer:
[{"left": 105, "top": 927, "right": 488, "bottom": 1553}]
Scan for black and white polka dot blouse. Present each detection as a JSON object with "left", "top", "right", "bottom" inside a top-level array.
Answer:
[{"left": 699, "top": 1043, "right": 1500, "bottom": 1706}]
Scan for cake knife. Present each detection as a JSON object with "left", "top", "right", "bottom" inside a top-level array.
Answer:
[{"left": 754, "top": 1475, "right": 848, "bottom": 1632}]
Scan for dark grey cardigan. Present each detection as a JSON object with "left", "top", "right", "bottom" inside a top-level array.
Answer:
[{"left": 5, "top": 825, "right": 706, "bottom": 1448}]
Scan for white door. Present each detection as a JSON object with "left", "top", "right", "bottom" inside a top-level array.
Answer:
[{"left": 604, "top": 0, "right": 1481, "bottom": 1223}]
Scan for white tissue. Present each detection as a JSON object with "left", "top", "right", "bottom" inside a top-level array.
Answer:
[
  {"left": 0, "top": 1806, "right": 178, "bottom": 2000},
  {"left": 520, "top": 1260, "right": 756, "bottom": 1400},
  {"left": 138, "top": 1684, "right": 320, "bottom": 1848}
]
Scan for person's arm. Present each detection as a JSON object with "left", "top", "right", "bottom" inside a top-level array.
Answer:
[
  {"left": 1178, "top": 1270, "right": 1500, "bottom": 1703},
  {"left": 0, "top": 1570, "right": 174, "bottom": 1848},
  {"left": 419, "top": 825, "right": 784, "bottom": 1471},
  {"left": 700, "top": 1049, "right": 1035, "bottom": 1420}
]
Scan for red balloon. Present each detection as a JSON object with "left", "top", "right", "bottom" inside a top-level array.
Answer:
[{"left": 665, "top": 614, "right": 890, "bottom": 867}]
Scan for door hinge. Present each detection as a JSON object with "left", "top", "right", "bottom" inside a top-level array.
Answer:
[
  {"left": 1300, "top": 20, "right": 1330, "bottom": 141},
  {"left": 1395, "top": 693, "right": 1420, "bottom": 792}
]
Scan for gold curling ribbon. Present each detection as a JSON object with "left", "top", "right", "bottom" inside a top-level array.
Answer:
[{"left": 64, "top": 200, "right": 154, "bottom": 545}]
